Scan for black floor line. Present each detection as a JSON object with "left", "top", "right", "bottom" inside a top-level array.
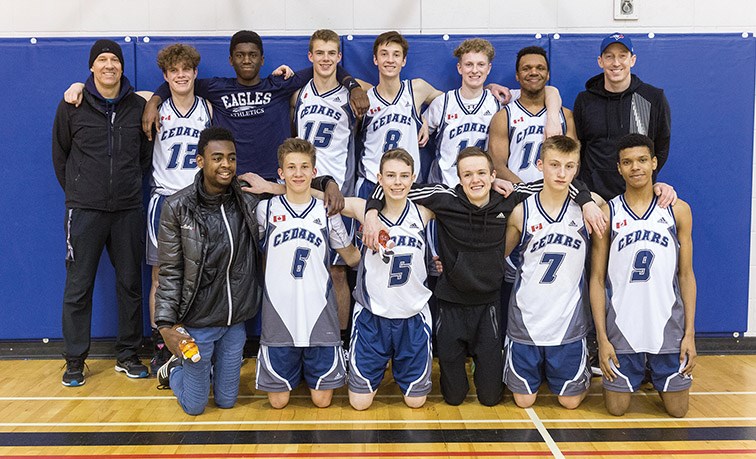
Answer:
[{"left": 0, "top": 426, "right": 754, "bottom": 447}]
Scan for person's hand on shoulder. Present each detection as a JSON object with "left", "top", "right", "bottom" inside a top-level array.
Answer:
[
  {"left": 492, "top": 178, "right": 514, "bottom": 197},
  {"left": 271, "top": 64, "right": 295, "bottom": 79},
  {"left": 653, "top": 182, "right": 677, "bottom": 208},
  {"left": 323, "top": 181, "right": 345, "bottom": 216},
  {"left": 64, "top": 82, "right": 85, "bottom": 107}
]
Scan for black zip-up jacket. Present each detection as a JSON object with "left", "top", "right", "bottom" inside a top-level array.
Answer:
[
  {"left": 154, "top": 172, "right": 262, "bottom": 329},
  {"left": 573, "top": 73, "right": 671, "bottom": 200},
  {"left": 52, "top": 75, "right": 153, "bottom": 211},
  {"left": 368, "top": 181, "right": 592, "bottom": 305}
]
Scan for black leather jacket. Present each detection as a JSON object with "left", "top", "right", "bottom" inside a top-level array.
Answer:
[{"left": 154, "top": 171, "right": 262, "bottom": 329}]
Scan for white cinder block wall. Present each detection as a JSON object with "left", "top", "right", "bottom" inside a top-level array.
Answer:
[
  {"left": 1, "top": 0, "right": 756, "bottom": 335},
  {"left": 1, "top": 0, "right": 754, "bottom": 36}
]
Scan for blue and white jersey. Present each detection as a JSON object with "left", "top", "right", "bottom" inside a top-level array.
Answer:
[
  {"left": 150, "top": 96, "right": 211, "bottom": 195},
  {"left": 294, "top": 80, "right": 357, "bottom": 196},
  {"left": 257, "top": 195, "right": 351, "bottom": 347},
  {"left": 353, "top": 201, "right": 431, "bottom": 319},
  {"left": 359, "top": 80, "right": 421, "bottom": 184},
  {"left": 606, "top": 195, "right": 683, "bottom": 354},
  {"left": 508, "top": 194, "right": 590, "bottom": 346},
  {"left": 506, "top": 100, "right": 566, "bottom": 183},
  {"left": 424, "top": 89, "right": 501, "bottom": 186}
]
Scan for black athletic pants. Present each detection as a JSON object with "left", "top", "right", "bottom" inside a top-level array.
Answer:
[
  {"left": 62, "top": 208, "right": 144, "bottom": 361},
  {"left": 436, "top": 300, "right": 503, "bottom": 406}
]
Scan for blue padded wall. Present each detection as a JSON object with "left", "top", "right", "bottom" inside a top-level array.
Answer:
[
  {"left": 551, "top": 34, "right": 756, "bottom": 334},
  {"left": 0, "top": 34, "right": 752, "bottom": 339},
  {"left": 0, "top": 38, "right": 137, "bottom": 340}
]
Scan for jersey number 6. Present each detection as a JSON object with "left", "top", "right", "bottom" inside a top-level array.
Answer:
[{"left": 291, "top": 247, "right": 311, "bottom": 279}]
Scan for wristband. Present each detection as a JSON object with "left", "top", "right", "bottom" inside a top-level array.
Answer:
[
  {"left": 321, "top": 175, "right": 336, "bottom": 188},
  {"left": 343, "top": 76, "right": 360, "bottom": 92},
  {"left": 575, "top": 189, "right": 594, "bottom": 207}
]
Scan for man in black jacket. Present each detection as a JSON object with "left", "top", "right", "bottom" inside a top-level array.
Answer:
[
  {"left": 573, "top": 33, "right": 671, "bottom": 200},
  {"left": 52, "top": 39, "right": 153, "bottom": 387}
]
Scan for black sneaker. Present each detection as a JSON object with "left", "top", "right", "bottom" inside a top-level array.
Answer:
[
  {"left": 115, "top": 356, "right": 149, "bottom": 378},
  {"left": 587, "top": 336, "right": 603, "bottom": 377},
  {"left": 590, "top": 358, "right": 604, "bottom": 378},
  {"left": 156, "top": 355, "right": 181, "bottom": 389},
  {"left": 62, "top": 357, "right": 86, "bottom": 387},
  {"left": 149, "top": 329, "right": 171, "bottom": 375}
]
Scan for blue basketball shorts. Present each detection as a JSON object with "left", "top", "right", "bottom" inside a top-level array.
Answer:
[
  {"left": 256, "top": 344, "right": 346, "bottom": 392},
  {"left": 602, "top": 352, "right": 693, "bottom": 393},
  {"left": 504, "top": 337, "right": 591, "bottom": 396},
  {"left": 348, "top": 303, "right": 433, "bottom": 397}
]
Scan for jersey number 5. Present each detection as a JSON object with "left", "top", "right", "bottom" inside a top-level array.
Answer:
[{"left": 388, "top": 254, "right": 412, "bottom": 287}]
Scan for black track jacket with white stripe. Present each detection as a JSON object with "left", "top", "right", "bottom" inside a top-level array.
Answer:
[{"left": 573, "top": 73, "right": 671, "bottom": 200}]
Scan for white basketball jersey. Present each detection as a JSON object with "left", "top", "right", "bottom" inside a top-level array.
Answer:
[
  {"left": 606, "top": 195, "right": 684, "bottom": 354},
  {"left": 353, "top": 201, "right": 431, "bottom": 319},
  {"left": 506, "top": 100, "right": 566, "bottom": 183},
  {"left": 425, "top": 89, "right": 501, "bottom": 186},
  {"left": 257, "top": 196, "right": 351, "bottom": 347},
  {"left": 359, "top": 80, "right": 421, "bottom": 184},
  {"left": 294, "top": 80, "right": 356, "bottom": 196},
  {"left": 508, "top": 194, "right": 590, "bottom": 346},
  {"left": 151, "top": 96, "right": 211, "bottom": 195}
]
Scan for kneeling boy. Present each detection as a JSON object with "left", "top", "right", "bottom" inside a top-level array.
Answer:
[
  {"left": 590, "top": 133, "right": 696, "bottom": 418},
  {"left": 503, "top": 136, "right": 598, "bottom": 409},
  {"left": 339, "top": 149, "right": 435, "bottom": 410},
  {"left": 255, "top": 138, "right": 360, "bottom": 409}
]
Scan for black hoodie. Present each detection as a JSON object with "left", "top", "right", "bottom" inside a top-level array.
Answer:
[
  {"left": 368, "top": 181, "right": 592, "bottom": 305},
  {"left": 52, "top": 75, "right": 153, "bottom": 211},
  {"left": 573, "top": 73, "right": 671, "bottom": 200}
]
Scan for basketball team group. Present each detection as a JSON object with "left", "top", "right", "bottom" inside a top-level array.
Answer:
[{"left": 52, "top": 28, "right": 694, "bottom": 418}]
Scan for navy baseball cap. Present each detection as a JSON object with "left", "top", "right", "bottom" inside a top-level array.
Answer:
[{"left": 600, "top": 33, "right": 634, "bottom": 55}]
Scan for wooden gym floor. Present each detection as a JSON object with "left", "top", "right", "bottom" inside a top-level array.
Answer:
[{"left": 0, "top": 355, "right": 754, "bottom": 458}]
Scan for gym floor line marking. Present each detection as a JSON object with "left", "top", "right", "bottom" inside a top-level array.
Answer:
[
  {"left": 1, "top": 391, "right": 753, "bottom": 401},
  {"left": 0, "top": 416, "right": 754, "bottom": 427},
  {"left": 0, "top": 449, "right": 755, "bottom": 458},
  {"left": 526, "top": 407, "right": 564, "bottom": 459}
]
